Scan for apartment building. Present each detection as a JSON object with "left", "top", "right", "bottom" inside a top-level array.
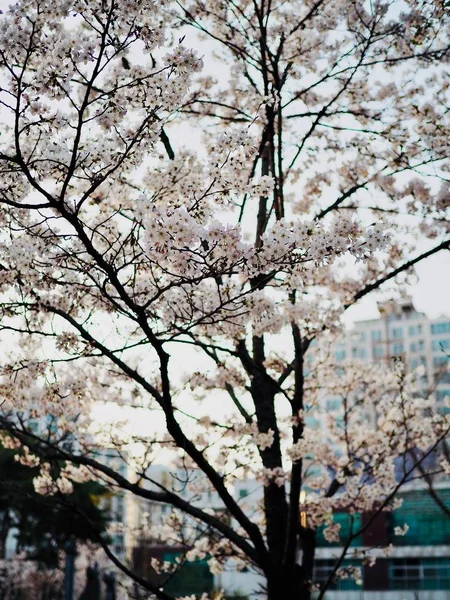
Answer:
[
  {"left": 312, "top": 299, "right": 450, "bottom": 599},
  {"left": 333, "top": 298, "right": 450, "bottom": 413}
]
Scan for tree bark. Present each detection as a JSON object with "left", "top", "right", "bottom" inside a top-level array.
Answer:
[
  {"left": 266, "top": 563, "right": 312, "bottom": 600},
  {"left": 0, "top": 510, "right": 10, "bottom": 560}
]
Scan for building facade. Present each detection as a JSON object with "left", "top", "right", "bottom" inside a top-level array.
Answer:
[
  {"left": 313, "top": 299, "right": 450, "bottom": 599},
  {"left": 333, "top": 299, "right": 450, "bottom": 413},
  {"left": 314, "top": 483, "right": 450, "bottom": 599}
]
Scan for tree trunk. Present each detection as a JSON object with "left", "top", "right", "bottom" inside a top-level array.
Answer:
[
  {"left": 265, "top": 527, "right": 316, "bottom": 600},
  {"left": 266, "top": 564, "right": 312, "bottom": 600},
  {"left": 0, "top": 510, "right": 10, "bottom": 559}
]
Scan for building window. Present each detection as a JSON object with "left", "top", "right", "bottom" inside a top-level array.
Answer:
[
  {"left": 432, "top": 339, "right": 450, "bottom": 352},
  {"left": 350, "top": 347, "right": 367, "bottom": 359},
  {"left": 436, "top": 390, "right": 450, "bottom": 404},
  {"left": 391, "top": 327, "right": 403, "bottom": 339},
  {"left": 373, "top": 346, "right": 384, "bottom": 358},
  {"left": 305, "top": 415, "right": 320, "bottom": 428},
  {"left": 314, "top": 560, "right": 361, "bottom": 590},
  {"left": 392, "top": 343, "right": 404, "bottom": 355},
  {"left": 27, "top": 420, "right": 39, "bottom": 433},
  {"left": 408, "top": 324, "right": 423, "bottom": 336},
  {"left": 371, "top": 330, "right": 382, "bottom": 341},
  {"left": 431, "top": 322, "right": 450, "bottom": 335},
  {"left": 434, "top": 360, "right": 450, "bottom": 383},
  {"left": 114, "top": 495, "right": 124, "bottom": 520},
  {"left": 112, "top": 533, "right": 124, "bottom": 557},
  {"left": 334, "top": 350, "right": 346, "bottom": 362},
  {"left": 422, "top": 559, "right": 450, "bottom": 590},
  {"left": 410, "top": 342, "right": 416, "bottom": 353},
  {"left": 434, "top": 356, "right": 449, "bottom": 367},
  {"left": 390, "top": 558, "right": 450, "bottom": 590},
  {"left": 239, "top": 489, "right": 248, "bottom": 499},
  {"left": 390, "top": 558, "right": 421, "bottom": 590},
  {"left": 314, "top": 560, "right": 335, "bottom": 585},
  {"left": 410, "top": 356, "right": 427, "bottom": 371},
  {"left": 326, "top": 398, "right": 341, "bottom": 411}
]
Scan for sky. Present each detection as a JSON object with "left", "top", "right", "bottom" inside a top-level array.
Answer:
[
  {"left": 412, "top": 252, "right": 450, "bottom": 318},
  {"left": 343, "top": 250, "right": 450, "bottom": 326}
]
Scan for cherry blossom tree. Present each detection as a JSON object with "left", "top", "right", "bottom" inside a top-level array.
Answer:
[
  {"left": 0, "top": 555, "right": 63, "bottom": 600},
  {"left": 0, "top": 1, "right": 449, "bottom": 599}
]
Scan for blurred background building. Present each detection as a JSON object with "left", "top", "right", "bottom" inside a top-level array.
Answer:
[{"left": 333, "top": 298, "right": 450, "bottom": 413}]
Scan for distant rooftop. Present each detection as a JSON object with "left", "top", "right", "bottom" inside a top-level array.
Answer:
[
  {"left": 351, "top": 297, "right": 449, "bottom": 329},
  {"left": 377, "top": 297, "right": 424, "bottom": 318}
]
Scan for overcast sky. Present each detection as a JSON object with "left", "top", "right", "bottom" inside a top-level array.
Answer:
[{"left": 344, "top": 249, "right": 450, "bottom": 325}]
